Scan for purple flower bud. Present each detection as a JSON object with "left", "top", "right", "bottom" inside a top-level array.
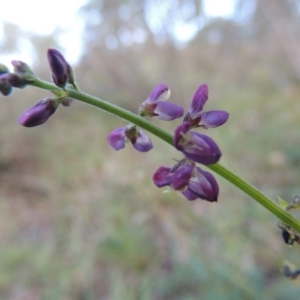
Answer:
[
  {"left": 196, "top": 110, "right": 229, "bottom": 128},
  {"left": 174, "top": 122, "right": 221, "bottom": 165},
  {"left": 11, "top": 60, "right": 35, "bottom": 77},
  {"left": 18, "top": 98, "right": 60, "bottom": 127},
  {"left": 0, "top": 73, "right": 28, "bottom": 88},
  {"left": 139, "top": 84, "right": 184, "bottom": 121},
  {"left": 152, "top": 166, "right": 172, "bottom": 187},
  {"left": 47, "top": 49, "right": 70, "bottom": 88},
  {"left": 107, "top": 125, "right": 153, "bottom": 152}
]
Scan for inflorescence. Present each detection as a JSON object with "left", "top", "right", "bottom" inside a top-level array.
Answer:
[{"left": 0, "top": 48, "right": 229, "bottom": 202}]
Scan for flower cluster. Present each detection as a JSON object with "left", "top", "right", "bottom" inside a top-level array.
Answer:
[
  {"left": 0, "top": 49, "right": 75, "bottom": 127},
  {"left": 107, "top": 83, "right": 184, "bottom": 152},
  {"left": 108, "top": 82, "right": 229, "bottom": 202},
  {"left": 1, "top": 48, "right": 229, "bottom": 203},
  {"left": 152, "top": 84, "right": 228, "bottom": 202},
  {"left": 153, "top": 159, "right": 219, "bottom": 201},
  {"left": 0, "top": 60, "right": 36, "bottom": 95}
]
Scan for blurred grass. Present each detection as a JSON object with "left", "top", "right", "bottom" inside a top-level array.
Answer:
[{"left": 1, "top": 79, "right": 300, "bottom": 300}]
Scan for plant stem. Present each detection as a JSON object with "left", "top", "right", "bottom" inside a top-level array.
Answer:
[{"left": 30, "top": 79, "right": 300, "bottom": 233}]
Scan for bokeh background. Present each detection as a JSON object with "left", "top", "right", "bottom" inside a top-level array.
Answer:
[{"left": 1, "top": 0, "right": 300, "bottom": 299}]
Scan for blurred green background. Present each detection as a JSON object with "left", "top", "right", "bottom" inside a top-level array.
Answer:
[{"left": 1, "top": 0, "right": 300, "bottom": 299}]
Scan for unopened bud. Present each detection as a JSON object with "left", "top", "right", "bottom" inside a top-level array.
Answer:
[
  {"left": 47, "top": 48, "right": 71, "bottom": 88},
  {"left": 18, "top": 98, "right": 60, "bottom": 127},
  {"left": 11, "top": 60, "right": 35, "bottom": 80},
  {"left": 0, "top": 73, "right": 30, "bottom": 88}
]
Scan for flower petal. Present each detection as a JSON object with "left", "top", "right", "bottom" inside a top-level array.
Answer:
[
  {"left": 147, "top": 84, "right": 170, "bottom": 103},
  {"left": 153, "top": 166, "right": 172, "bottom": 187},
  {"left": 172, "top": 163, "right": 193, "bottom": 190},
  {"left": 174, "top": 122, "right": 191, "bottom": 151},
  {"left": 182, "top": 188, "right": 199, "bottom": 200},
  {"left": 132, "top": 129, "right": 153, "bottom": 152},
  {"left": 154, "top": 101, "right": 184, "bottom": 121},
  {"left": 107, "top": 127, "right": 126, "bottom": 150},
  {"left": 188, "top": 167, "right": 219, "bottom": 201},
  {"left": 189, "top": 84, "right": 208, "bottom": 116},
  {"left": 198, "top": 110, "right": 229, "bottom": 128}
]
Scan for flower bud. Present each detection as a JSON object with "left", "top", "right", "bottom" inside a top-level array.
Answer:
[
  {"left": 11, "top": 60, "right": 35, "bottom": 77},
  {"left": 18, "top": 98, "right": 60, "bottom": 127},
  {"left": 0, "top": 73, "right": 28, "bottom": 88},
  {"left": 47, "top": 49, "right": 70, "bottom": 88}
]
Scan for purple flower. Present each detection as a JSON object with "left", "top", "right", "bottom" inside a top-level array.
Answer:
[
  {"left": 174, "top": 122, "right": 221, "bottom": 165},
  {"left": 47, "top": 49, "right": 71, "bottom": 88},
  {"left": 182, "top": 167, "right": 219, "bottom": 201},
  {"left": 184, "top": 84, "right": 229, "bottom": 128},
  {"left": 107, "top": 125, "right": 153, "bottom": 152},
  {"left": 139, "top": 84, "right": 184, "bottom": 121},
  {"left": 153, "top": 159, "right": 219, "bottom": 202},
  {"left": 18, "top": 98, "right": 60, "bottom": 127}
]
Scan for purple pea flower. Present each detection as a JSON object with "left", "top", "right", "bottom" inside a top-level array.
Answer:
[
  {"left": 153, "top": 159, "right": 219, "bottom": 202},
  {"left": 174, "top": 122, "right": 221, "bottom": 165},
  {"left": 107, "top": 124, "right": 153, "bottom": 152},
  {"left": 184, "top": 84, "right": 229, "bottom": 128},
  {"left": 139, "top": 84, "right": 184, "bottom": 121},
  {"left": 47, "top": 49, "right": 72, "bottom": 88},
  {"left": 18, "top": 98, "right": 60, "bottom": 127}
]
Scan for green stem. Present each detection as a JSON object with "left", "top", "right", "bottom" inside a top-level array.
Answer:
[{"left": 30, "top": 79, "right": 300, "bottom": 233}]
